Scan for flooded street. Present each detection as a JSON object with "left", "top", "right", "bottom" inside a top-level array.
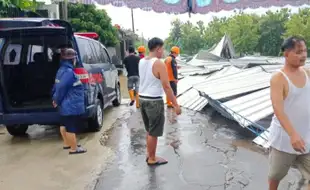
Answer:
[{"left": 0, "top": 104, "right": 302, "bottom": 190}]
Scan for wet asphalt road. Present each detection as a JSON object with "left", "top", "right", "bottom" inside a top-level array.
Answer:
[
  {"left": 0, "top": 102, "right": 303, "bottom": 190},
  {"left": 0, "top": 105, "right": 127, "bottom": 190},
  {"left": 94, "top": 107, "right": 301, "bottom": 190}
]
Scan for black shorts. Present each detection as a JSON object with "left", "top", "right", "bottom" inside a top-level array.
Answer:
[
  {"left": 140, "top": 98, "right": 165, "bottom": 137},
  {"left": 170, "top": 81, "right": 177, "bottom": 96},
  {"left": 60, "top": 115, "right": 84, "bottom": 133}
]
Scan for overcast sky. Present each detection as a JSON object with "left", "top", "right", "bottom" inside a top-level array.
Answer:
[{"left": 96, "top": 4, "right": 307, "bottom": 40}]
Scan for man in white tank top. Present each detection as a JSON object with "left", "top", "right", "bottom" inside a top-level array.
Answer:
[
  {"left": 268, "top": 36, "right": 310, "bottom": 190},
  {"left": 139, "top": 37, "right": 181, "bottom": 166}
]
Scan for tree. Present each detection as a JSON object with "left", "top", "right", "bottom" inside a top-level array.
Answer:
[
  {"left": 164, "top": 7, "right": 310, "bottom": 57},
  {"left": 1, "top": 0, "right": 37, "bottom": 10},
  {"left": 203, "top": 17, "right": 228, "bottom": 49},
  {"left": 224, "top": 13, "right": 260, "bottom": 55},
  {"left": 284, "top": 8, "right": 310, "bottom": 53},
  {"left": 68, "top": 3, "right": 118, "bottom": 47},
  {"left": 257, "top": 9, "right": 290, "bottom": 56},
  {"left": 180, "top": 21, "right": 206, "bottom": 55},
  {"left": 164, "top": 19, "right": 182, "bottom": 51}
]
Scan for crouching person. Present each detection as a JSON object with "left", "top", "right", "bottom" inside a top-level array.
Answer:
[{"left": 52, "top": 48, "right": 87, "bottom": 155}]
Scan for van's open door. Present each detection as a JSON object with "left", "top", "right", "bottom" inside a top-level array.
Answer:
[
  {"left": 50, "top": 19, "right": 73, "bottom": 35},
  {"left": 0, "top": 26, "right": 69, "bottom": 38}
]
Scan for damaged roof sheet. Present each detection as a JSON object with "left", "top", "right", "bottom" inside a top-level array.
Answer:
[
  {"left": 177, "top": 88, "right": 208, "bottom": 111},
  {"left": 178, "top": 65, "right": 212, "bottom": 76},
  {"left": 194, "top": 67, "right": 271, "bottom": 100},
  {"left": 261, "top": 64, "right": 310, "bottom": 73},
  {"left": 221, "top": 88, "right": 272, "bottom": 127},
  {"left": 176, "top": 66, "right": 241, "bottom": 111},
  {"left": 178, "top": 75, "right": 208, "bottom": 95}
]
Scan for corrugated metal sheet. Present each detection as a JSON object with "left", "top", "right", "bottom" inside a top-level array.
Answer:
[
  {"left": 204, "top": 66, "right": 240, "bottom": 81},
  {"left": 221, "top": 88, "right": 272, "bottom": 127},
  {"left": 261, "top": 64, "right": 310, "bottom": 73},
  {"left": 178, "top": 66, "right": 240, "bottom": 96},
  {"left": 177, "top": 88, "right": 208, "bottom": 111},
  {"left": 177, "top": 76, "right": 207, "bottom": 95},
  {"left": 194, "top": 67, "right": 271, "bottom": 100},
  {"left": 178, "top": 65, "right": 212, "bottom": 76},
  {"left": 176, "top": 66, "right": 241, "bottom": 111},
  {"left": 253, "top": 130, "right": 271, "bottom": 149}
]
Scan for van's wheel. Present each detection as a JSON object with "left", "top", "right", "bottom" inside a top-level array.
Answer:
[
  {"left": 6, "top": 124, "right": 28, "bottom": 136},
  {"left": 112, "top": 83, "right": 121, "bottom": 107},
  {"left": 88, "top": 98, "right": 104, "bottom": 132}
]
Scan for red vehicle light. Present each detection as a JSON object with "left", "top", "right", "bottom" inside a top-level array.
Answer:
[{"left": 74, "top": 32, "right": 99, "bottom": 40}]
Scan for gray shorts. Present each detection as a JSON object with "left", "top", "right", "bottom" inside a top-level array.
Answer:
[
  {"left": 269, "top": 148, "right": 310, "bottom": 181},
  {"left": 127, "top": 76, "right": 139, "bottom": 91},
  {"left": 140, "top": 98, "right": 165, "bottom": 137}
]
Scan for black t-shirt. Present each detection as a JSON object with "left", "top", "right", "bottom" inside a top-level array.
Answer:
[{"left": 123, "top": 54, "right": 140, "bottom": 77}]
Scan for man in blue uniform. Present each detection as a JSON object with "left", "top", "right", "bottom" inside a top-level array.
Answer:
[{"left": 52, "top": 48, "right": 86, "bottom": 155}]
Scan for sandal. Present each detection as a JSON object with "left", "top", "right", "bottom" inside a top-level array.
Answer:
[
  {"left": 63, "top": 145, "right": 81, "bottom": 150},
  {"left": 69, "top": 147, "right": 87, "bottom": 155},
  {"left": 147, "top": 157, "right": 168, "bottom": 166}
]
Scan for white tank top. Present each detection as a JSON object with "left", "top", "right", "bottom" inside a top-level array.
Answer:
[
  {"left": 138, "top": 58, "right": 164, "bottom": 97},
  {"left": 269, "top": 69, "right": 310, "bottom": 154}
]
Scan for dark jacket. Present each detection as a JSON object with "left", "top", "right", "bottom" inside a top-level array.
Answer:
[{"left": 52, "top": 60, "right": 85, "bottom": 116}]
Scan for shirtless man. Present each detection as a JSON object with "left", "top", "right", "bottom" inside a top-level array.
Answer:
[
  {"left": 269, "top": 36, "right": 310, "bottom": 189},
  {"left": 139, "top": 37, "right": 181, "bottom": 166}
]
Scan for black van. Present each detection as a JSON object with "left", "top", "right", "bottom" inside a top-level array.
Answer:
[{"left": 0, "top": 18, "right": 121, "bottom": 136}]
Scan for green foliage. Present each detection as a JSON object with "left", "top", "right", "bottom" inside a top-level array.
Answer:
[
  {"left": 284, "top": 8, "right": 310, "bottom": 54},
  {"left": 1, "top": 0, "right": 37, "bottom": 10},
  {"left": 258, "top": 9, "right": 290, "bottom": 56},
  {"left": 165, "top": 8, "right": 310, "bottom": 56},
  {"left": 68, "top": 3, "right": 118, "bottom": 47}
]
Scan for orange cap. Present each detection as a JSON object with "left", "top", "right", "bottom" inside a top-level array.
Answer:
[
  {"left": 137, "top": 46, "right": 146, "bottom": 53},
  {"left": 171, "top": 46, "right": 180, "bottom": 55}
]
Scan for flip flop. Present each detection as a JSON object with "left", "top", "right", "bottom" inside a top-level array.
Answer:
[
  {"left": 63, "top": 145, "right": 81, "bottom": 150},
  {"left": 147, "top": 158, "right": 168, "bottom": 166},
  {"left": 69, "top": 147, "right": 87, "bottom": 155}
]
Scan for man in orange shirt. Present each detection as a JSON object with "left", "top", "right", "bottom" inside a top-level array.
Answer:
[{"left": 165, "top": 46, "right": 180, "bottom": 108}]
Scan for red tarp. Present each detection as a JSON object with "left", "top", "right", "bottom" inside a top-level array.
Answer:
[{"left": 74, "top": 0, "right": 310, "bottom": 14}]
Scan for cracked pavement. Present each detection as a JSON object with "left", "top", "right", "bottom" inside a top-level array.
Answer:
[{"left": 94, "top": 107, "right": 302, "bottom": 190}]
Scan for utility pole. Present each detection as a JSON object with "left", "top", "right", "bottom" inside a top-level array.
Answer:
[
  {"left": 131, "top": 8, "right": 135, "bottom": 33},
  {"left": 59, "top": 0, "right": 68, "bottom": 20}
]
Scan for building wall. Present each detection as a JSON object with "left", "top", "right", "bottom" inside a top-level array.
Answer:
[{"left": 37, "top": 4, "right": 59, "bottom": 19}]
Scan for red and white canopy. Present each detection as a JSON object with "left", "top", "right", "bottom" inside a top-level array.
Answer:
[{"left": 72, "top": 0, "right": 310, "bottom": 14}]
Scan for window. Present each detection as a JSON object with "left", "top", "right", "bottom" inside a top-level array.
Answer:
[
  {"left": 97, "top": 44, "right": 110, "bottom": 63},
  {"left": 91, "top": 41, "right": 104, "bottom": 63},
  {"left": 27, "top": 45, "right": 43, "bottom": 63},
  {"left": 103, "top": 47, "right": 110, "bottom": 63},
  {"left": 76, "top": 37, "right": 95, "bottom": 64},
  {"left": 4, "top": 44, "right": 22, "bottom": 65}
]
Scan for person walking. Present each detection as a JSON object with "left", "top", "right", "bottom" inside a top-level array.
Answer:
[
  {"left": 52, "top": 48, "right": 86, "bottom": 155},
  {"left": 137, "top": 45, "right": 146, "bottom": 59},
  {"left": 165, "top": 46, "right": 180, "bottom": 108},
  {"left": 123, "top": 46, "right": 140, "bottom": 108},
  {"left": 268, "top": 36, "right": 310, "bottom": 189},
  {"left": 139, "top": 37, "right": 181, "bottom": 166}
]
